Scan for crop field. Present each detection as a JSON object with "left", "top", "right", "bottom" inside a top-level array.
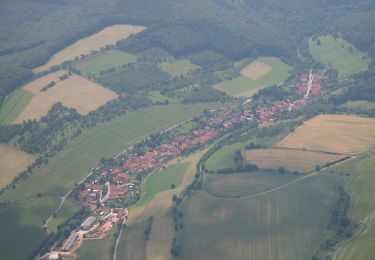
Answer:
[
  {"left": 159, "top": 59, "right": 200, "bottom": 77},
  {"left": 214, "top": 57, "right": 291, "bottom": 97},
  {"left": 178, "top": 173, "right": 341, "bottom": 260},
  {"left": 46, "top": 199, "right": 80, "bottom": 233},
  {"left": 34, "top": 24, "right": 145, "bottom": 72},
  {"left": 117, "top": 223, "right": 147, "bottom": 260},
  {"left": 244, "top": 148, "right": 345, "bottom": 172},
  {"left": 0, "top": 197, "right": 58, "bottom": 260},
  {"left": 74, "top": 49, "right": 136, "bottom": 77},
  {"left": 277, "top": 114, "right": 375, "bottom": 155},
  {"left": 1, "top": 103, "right": 221, "bottom": 202},
  {"left": 0, "top": 144, "right": 36, "bottom": 188},
  {"left": 333, "top": 156, "right": 375, "bottom": 260},
  {"left": 0, "top": 89, "right": 34, "bottom": 124},
  {"left": 14, "top": 70, "right": 117, "bottom": 123},
  {"left": 205, "top": 171, "right": 297, "bottom": 198},
  {"left": 308, "top": 35, "right": 370, "bottom": 77},
  {"left": 77, "top": 228, "right": 116, "bottom": 260}
]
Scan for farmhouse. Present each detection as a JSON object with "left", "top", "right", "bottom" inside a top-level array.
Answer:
[
  {"left": 61, "top": 231, "right": 78, "bottom": 252},
  {"left": 81, "top": 216, "right": 96, "bottom": 230}
]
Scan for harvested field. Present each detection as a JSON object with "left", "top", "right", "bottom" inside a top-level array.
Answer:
[
  {"left": 240, "top": 59, "right": 271, "bottom": 80},
  {"left": 14, "top": 70, "right": 117, "bottom": 123},
  {"left": 278, "top": 114, "right": 375, "bottom": 154},
  {"left": 34, "top": 24, "right": 145, "bottom": 72},
  {"left": 244, "top": 149, "right": 345, "bottom": 172},
  {"left": 0, "top": 144, "right": 35, "bottom": 188}
]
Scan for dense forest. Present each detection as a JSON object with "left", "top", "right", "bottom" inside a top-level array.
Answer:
[{"left": 0, "top": 0, "right": 374, "bottom": 105}]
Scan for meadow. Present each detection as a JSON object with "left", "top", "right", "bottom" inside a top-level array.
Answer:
[
  {"left": 178, "top": 173, "right": 341, "bottom": 260},
  {"left": 0, "top": 144, "right": 36, "bottom": 188},
  {"left": 0, "top": 89, "right": 34, "bottom": 124},
  {"left": 159, "top": 59, "right": 200, "bottom": 77},
  {"left": 46, "top": 199, "right": 80, "bottom": 233},
  {"left": 205, "top": 142, "right": 244, "bottom": 171},
  {"left": 34, "top": 24, "right": 145, "bottom": 72},
  {"left": 278, "top": 114, "right": 375, "bottom": 155},
  {"left": 308, "top": 35, "right": 370, "bottom": 77},
  {"left": 116, "top": 223, "right": 147, "bottom": 260},
  {"left": 244, "top": 148, "right": 345, "bottom": 172}
]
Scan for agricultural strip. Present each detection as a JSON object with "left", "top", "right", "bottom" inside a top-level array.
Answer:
[
  {"left": 159, "top": 59, "right": 200, "bottom": 77},
  {"left": 34, "top": 24, "right": 145, "bottom": 72},
  {"left": 116, "top": 223, "right": 147, "bottom": 260},
  {"left": 77, "top": 228, "right": 117, "bottom": 260},
  {"left": 0, "top": 89, "right": 34, "bottom": 124},
  {"left": 308, "top": 35, "right": 370, "bottom": 77},
  {"left": 0, "top": 144, "right": 36, "bottom": 188},
  {"left": 244, "top": 149, "right": 345, "bottom": 172},
  {"left": 277, "top": 114, "right": 375, "bottom": 154}
]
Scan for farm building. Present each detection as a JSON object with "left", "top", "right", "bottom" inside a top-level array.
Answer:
[
  {"left": 80, "top": 216, "right": 96, "bottom": 230},
  {"left": 61, "top": 231, "right": 78, "bottom": 252}
]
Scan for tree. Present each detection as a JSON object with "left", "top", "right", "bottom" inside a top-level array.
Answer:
[
  {"left": 170, "top": 184, "right": 176, "bottom": 189},
  {"left": 315, "top": 165, "right": 321, "bottom": 172},
  {"left": 278, "top": 167, "right": 286, "bottom": 174}
]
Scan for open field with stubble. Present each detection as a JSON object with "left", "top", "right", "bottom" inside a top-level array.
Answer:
[
  {"left": 244, "top": 148, "right": 345, "bottom": 172},
  {"left": 278, "top": 114, "right": 375, "bottom": 155},
  {"left": 34, "top": 24, "right": 145, "bottom": 72}
]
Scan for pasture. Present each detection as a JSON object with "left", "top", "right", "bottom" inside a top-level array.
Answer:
[
  {"left": 277, "top": 114, "right": 375, "bottom": 155},
  {"left": 0, "top": 89, "right": 34, "bottom": 124},
  {"left": 116, "top": 223, "right": 147, "bottom": 260},
  {"left": 77, "top": 228, "right": 116, "bottom": 260},
  {"left": 0, "top": 144, "right": 35, "bottom": 188},
  {"left": 244, "top": 148, "right": 345, "bottom": 172},
  {"left": 178, "top": 173, "right": 341, "bottom": 260},
  {"left": 341, "top": 100, "right": 375, "bottom": 112},
  {"left": 74, "top": 49, "right": 136, "bottom": 77},
  {"left": 159, "top": 59, "right": 200, "bottom": 77},
  {"left": 214, "top": 57, "right": 291, "bottom": 97},
  {"left": 46, "top": 199, "right": 80, "bottom": 233},
  {"left": 14, "top": 70, "right": 118, "bottom": 123},
  {"left": 34, "top": 24, "right": 145, "bottom": 72},
  {"left": 308, "top": 35, "right": 370, "bottom": 77},
  {"left": 205, "top": 142, "right": 244, "bottom": 171}
]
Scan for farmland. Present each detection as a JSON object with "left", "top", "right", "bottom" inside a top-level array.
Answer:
[
  {"left": 278, "top": 114, "right": 375, "bottom": 155},
  {"left": 116, "top": 223, "right": 147, "bottom": 260},
  {"left": 214, "top": 57, "right": 291, "bottom": 97},
  {"left": 77, "top": 228, "right": 117, "bottom": 260},
  {"left": 0, "top": 144, "right": 36, "bottom": 188},
  {"left": 34, "top": 24, "right": 145, "bottom": 72},
  {"left": 0, "top": 89, "right": 34, "bottom": 124},
  {"left": 159, "top": 59, "right": 200, "bottom": 77},
  {"left": 205, "top": 142, "right": 244, "bottom": 171},
  {"left": 244, "top": 149, "right": 345, "bottom": 172},
  {"left": 178, "top": 173, "right": 341, "bottom": 260},
  {"left": 308, "top": 35, "right": 370, "bottom": 77},
  {"left": 14, "top": 70, "right": 117, "bottom": 123},
  {"left": 74, "top": 49, "right": 137, "bottom": 77},
  {"left": 46, "top": 199, "right": 80, "bottom": 233}
]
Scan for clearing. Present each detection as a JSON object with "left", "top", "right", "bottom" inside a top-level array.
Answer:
[
  {"left": 0, "top": 144, "right": 35, "bottom": 188},
  {"left": 0, "top": 89, "right": 34, "bottom": 124},
  {"left": 34, "top": 24, "right": 145, "bottom": 72},
  {"left": 159, "top": 59, "right": 200, "bottom": 77},
  {"left": 277, "top": 114, "right": 375, "bottom": 155},
  {"left": 240, "top": 59, "right": 271, "bottom": 80},
  {"left": 14, "top": 70, "right": 117, "bottom": 123},
  {"left": 244, "top": 148, "right": 345, "bottom": 172},
  {"left": 308, "top": 35, "right": 370, "bottom": 77}
]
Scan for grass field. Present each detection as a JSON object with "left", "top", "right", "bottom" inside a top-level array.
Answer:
[
  {"left": 205, "top": 142, "right": 245, "bottom": 171},
  {"left": 116, "top": 223, "right": 147, "bottom": 260},
  {"left": 137, "top": 90, "right": 177, "bottom": 104},
  {"left": 308, "top": 35, "right": 370, "bottom": 77},
  {"left": 214, "top": 57, "right": 291, "bottom": 97},
  {"left": 46, "top": 199, "right": 80, "bottom": 233},
  {"left": 74, "top": 49, "right": 136, "bottom": 77},
  {"left": 34, "top": 24, "right": 145, "bottom": 72},
  {"left": 77, "top": 228, "right": 116, "bottom": 260},
  {"left": 178, "top": 173, "right": 341, "bottom": 260},
  {"left": 334, "top": 155, "right": 375, "bottom": 260},
  {"left": 278, "top": 114, "right": 375, "bottom": 155},
  {"left": 341, "top": 100, "right": 375, "bottom": 112},
  {"left": 0, "top": 197, "right": 58, "bottom": 260},
  {"left": 0, "top": 89, "right": 34, "bottom": 124},
  {"left": 0, "top": 144, "right": 36, "bottom": 188},
  {"left": 244, "top": 148, "right": 345, "bottom": 172},
  {"left": 15, "top": 70, "right": 117, "bottom": 123},
  {"left": 159, "top": 59, "right": 200, "bottom": 77}
]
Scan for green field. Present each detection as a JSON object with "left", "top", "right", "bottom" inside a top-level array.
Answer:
[
  {"left": 178, "top": 173, "right": 341, "bottom": 260},
  {"left": 77, "top": 228, "right": 117, "bottom": 260},
  {"left": 135, "top": 163, "right": 189, "bottom": 207},
  {"left": 138, "top": 90, "right": 177, "bottom": 104},
  {"left": 205, "top": 142, "right": 244, "bottom": 171},
  {"left": 74, "top": 49, "right": 136, "bottom": 77},
  {"left": 46, "top": 199, "right": 80, "bottom": 233},
  {"left": 335, "top": 156, "right": 375, "bottom": 260},
  {"left": 308, "top": 35, "right": 370, "bottom": 77},
  {"left": 0, "top": 197, "right": 58, "bottom": 260},
  {"left": 0, "top": 89, "right": 34, "bottom": 124},
  {"left": 117, "top": 223, "right": 147, "bottom": 260},
  {"left": 341, "top": 100, "right": 375, "bottom": 112},
  {"left": 214, "top": 57, "right": 291, "bottom": 97},
  {"left": 159, "top": 59, "right": 200, "bottom": 77}
]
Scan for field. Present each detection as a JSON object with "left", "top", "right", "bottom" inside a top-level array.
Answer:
[
  {"left": 159, "top": 59, "right": 200, "bottom": 77},
  {"left": 244, "top": 148, "right": 345, "bottom": 172},
  {"left": 46, "top": 199, "right": 80, "bottom": 233},
  {"left": 214, "top": 57, "right": 291, "bottom": 97},
  {"left": 74, "top": 49, "right": 136, "bottom": 77},
  {"left": 178, "top": 173, "right": 341, "bottom": 260},
  {"left": 334, "top": 155, "right": 375, "bottom": 260},
  {"left": 308, "top": 35, "right": 370, "bottom": 77},
  {"left": 116, "top": 223, "right": 147, "bottom": 260},
  {"left": 341, "top": 100, "right": 375, "bottom": 112},
  {"left": 278, "top": 114, "right": 375, "bottom": 155},
  {"left": 0, "top": 144, "right": 36, "bottom": 188},
  {"left": 14, "top": 70, "right": 118, "bottom": 123},
  {"left": 205, "top": 142, "right": 244, "bottom": 171},
  {"left": 0, "top": 89, "right": 34, "bottom": 124},
  {"left": 0, "top": 197, "right": 59, "bottom": 260},
  {"left": 34, "top": 24, "right": 145, "bottom": 72}
]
